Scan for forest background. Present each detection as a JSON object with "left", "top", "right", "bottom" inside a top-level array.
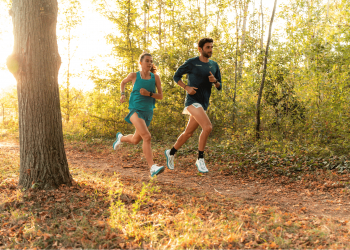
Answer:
[{"left": 1, "top": 0, "right": 350, "bottom": 157}]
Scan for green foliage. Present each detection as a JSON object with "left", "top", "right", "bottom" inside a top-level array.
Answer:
[
  {"left": 3, "top": 0, "right": 350, "bottom": 155},
  {"left": 263, "top": 52, "right": 306, "bottom": 127},
  {"left": 0, "top": 87, "right": 18, "bottom": 131},
  {"left": 58, "top": 0, "right": 83, "bottom": 31},
  {"left": 57, "top": 0, "right": 85, "bottom": 128},
  {"left": 54, "top": 0, "right": 350, "bottom": 151}
]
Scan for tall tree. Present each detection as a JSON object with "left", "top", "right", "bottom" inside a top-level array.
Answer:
[
  {"left": 158, "top": 0, "right": 162, "bottom": 48},
  {"left": 58, "top": 0, "right": 83, "bottom": 123},
  {"left": 233, "top": 2, "right": 239, "bottom": 123},
  {"left": 260, "top": 0, "right": 263, "bottom": 51},
  {"left": 255, "top": 0, "right": 277, "bottom": 139},
  {"left": 238, "top": 0, "right": 250, "bottom": 78},
  {"left": 7, "top": 0, "right": 72, "bottom": 189},
  {"left": 143, "top": 0, "right": 147, "bottom": 50}
]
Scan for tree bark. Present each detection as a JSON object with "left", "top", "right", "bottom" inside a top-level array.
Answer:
[
  {"left": 255, "top": 0, "right": 277, "bottom": 139},
  {"left": 158, "top": 0, "right": 162, "bottom": 48},
  {"left": 1, "top": 103, "right": 4, "bottom": 124},
  {"left": 144, "top": 0, "right": 147, "bottom": 50},
  {"left": 8, "top": 0, "right": 72, "bottom": 190},
  {"left": 205, "top": 0, "right": 207, "bottom": 36},
  {"left": 147, "top": 0, "right": 150, "bottom": 46},
  {"left": 66, "top": 28, "right": 71, "bottom": 122},
  {"left": 232, "top": 3, "right": 239, "bottom": 123},
  {"left": 260, "top": 0, "right": 263, "bottom": 51},
  {"left": 238, "top": 0, "right": 250, "bottom": 78}
]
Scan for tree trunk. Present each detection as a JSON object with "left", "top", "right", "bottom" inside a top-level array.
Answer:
[
  {"left": 325, "top": 0, "right": 329, "bottom": 44},
  {"left": 66, "top": 28, "right": 71, "bottom": 122},
  {"left": 255, "top": 0, "right": 277, "bottom": 139},
  {"left": 260, "top": 0, "right": 263, "bottom": 51},
  {"left": 144, "top": 0, "right": 147, "bottom": 50},
  {"left": 158, "top": 0, "right": 162, "bottom": 48},
  {"left": 147, "top": 0, "right": 150, "bottom": 46},
  {"left": 238, "top": 0, "right": 250, "bottom": 78},
  {"left": 232, "top": 4, "right": 239, "bottom": 123},
  {"left": 1, "top": 103, "right": 4, "bottom": 124},
  {"left": 205, "top": 0, "right": 207, "bottom": 36},
  {"left": 8, "top": 0, "right": 72, "bottom": 190}
]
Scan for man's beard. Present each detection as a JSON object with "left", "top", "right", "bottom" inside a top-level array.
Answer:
[{"left": 202, "top": 51, "right": 212, "bottom": 58}]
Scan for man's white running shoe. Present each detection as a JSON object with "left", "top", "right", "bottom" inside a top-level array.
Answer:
[
  {"left": 196, "top": 158, "right": 208, "bottom": 173},
  {"left": 164, "top": 149, "right": 175, "bottom": 170},
  {"left": 113, "top": 132, "right": 123, "bottom": 150},
  {"left": 150, "top": 164, "right": 165, "bottom": 177}
]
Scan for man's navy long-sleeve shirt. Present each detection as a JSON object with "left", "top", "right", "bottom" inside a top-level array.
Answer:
[{"left": 173, "top": 56, "right": 222, "bottom": 111}]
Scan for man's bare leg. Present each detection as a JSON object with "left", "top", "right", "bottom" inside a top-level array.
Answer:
[
  {"left": 173, "top": 115, "right": 199, "bottom": 150},
  {"left": 186, "top": 105, "right": 212, "bottom": 151},
  {"left": 165, "top": 105, "right": 212, "bottom": 171},
  {"left": 173, "top": 106, "right": 212, "bottom": 151}
]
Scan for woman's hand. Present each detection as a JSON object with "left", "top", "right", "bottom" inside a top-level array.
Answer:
[
  {"left": 120, "top": 94, "right": 126, "bottom": 103},
  {"left": 140, "top": 88, "right": 150, "bottom": 96}
]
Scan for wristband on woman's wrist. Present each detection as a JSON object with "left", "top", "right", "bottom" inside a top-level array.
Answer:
[{"left": 121, "top": 91, "right": 125, "bottom": 96}]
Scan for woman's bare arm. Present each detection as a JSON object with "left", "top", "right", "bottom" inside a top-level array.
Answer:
[
  {"left": 120, "top": 73, "right": 136, "bottom": 103},
  {"left": 140, "top": 74, "right": 163, "bottom": 100}
]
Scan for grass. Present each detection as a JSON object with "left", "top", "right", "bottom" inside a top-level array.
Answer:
[{"left": 1, "top": 142, "right": 350, "bottom": 249}]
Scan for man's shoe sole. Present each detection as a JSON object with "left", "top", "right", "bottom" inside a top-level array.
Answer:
[
  {"left": 164, "top": 150, "right": 174, "bottom": 170},
  {"left": 151, "top": 166, "right": 165, "bottom": 177}
]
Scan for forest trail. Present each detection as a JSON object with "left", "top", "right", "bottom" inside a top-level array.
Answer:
[{"left": 1, "top": 141, "right": 349, "bottom": 220}]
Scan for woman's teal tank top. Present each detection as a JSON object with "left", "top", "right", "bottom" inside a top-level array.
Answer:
[{"left": 128, "top": 71, "right": 156, "bottom": 111}]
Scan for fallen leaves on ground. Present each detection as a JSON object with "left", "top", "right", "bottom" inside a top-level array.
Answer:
[{"left": 1, "top": 141, "right": 350, "bottom": 249}]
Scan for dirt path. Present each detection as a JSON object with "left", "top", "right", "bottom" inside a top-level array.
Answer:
[{"left": 2, "top": 142, "right": 349, "bottom": 219}]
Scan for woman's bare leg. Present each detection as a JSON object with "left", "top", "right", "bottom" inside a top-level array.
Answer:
[
  {"left": 121, "top": 130, "right": 142, "bottom": 145},
  {"left": 126, "top": 113, "right": 154, "bottom": 167}
]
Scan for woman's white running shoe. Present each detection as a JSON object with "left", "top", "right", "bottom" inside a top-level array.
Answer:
[
  {"left": 164, "top": 149, "right": 175, "bottom": 170},
  {"left": 113, "top": 132, "right": 123, "bottom": 150},
  {"left": 150, "top": 164, "right": 165, "bottom": 177},
  {"left": 196, "top": 158, "right": 208, "bottom": 173}
]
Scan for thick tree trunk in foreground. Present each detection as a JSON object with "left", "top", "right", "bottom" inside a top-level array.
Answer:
[
  {"left": 255, "top": 0, "right": 277, "bottom": 139},
  {"left": 7, "top": 0, "right": 72, "bottom": 189}
]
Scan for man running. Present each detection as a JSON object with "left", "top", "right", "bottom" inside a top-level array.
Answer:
[{"left": 165, "top": 38, "right": 222, "bottom": 173}]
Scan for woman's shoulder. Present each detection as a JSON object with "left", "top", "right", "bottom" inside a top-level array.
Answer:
[
  {"left": 152, "top": 72, "right": 160, "bottom": 79},
  {"left": 127, "top": 72, "right": 138, "bottom": 79}
]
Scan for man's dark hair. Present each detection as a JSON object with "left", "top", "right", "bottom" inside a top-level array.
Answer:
[{"left": 198, "top": 38, "right": 214, "bottom": 49}]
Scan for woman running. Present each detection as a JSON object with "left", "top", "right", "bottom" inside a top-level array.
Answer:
[{"left": 113, "top": 53, "right": 165, "bottom": 177}]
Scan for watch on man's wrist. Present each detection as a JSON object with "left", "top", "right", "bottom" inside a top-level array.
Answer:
[{"left": 149, "top": 92, "right": 153, "bottom": 97}]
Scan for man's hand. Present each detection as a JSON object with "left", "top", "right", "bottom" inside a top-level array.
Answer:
[
  {"left": 120, "top": 95, "right": 126, "bottom": 103},
  {"left": 140, "top": 88, "right": 150, "bottom": 96},
  {"left": 208, "top": 71, "right": 216, "bottom": 83},
  {"left": 186, "top": 86, "right": 198, "bottom": 95}
]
